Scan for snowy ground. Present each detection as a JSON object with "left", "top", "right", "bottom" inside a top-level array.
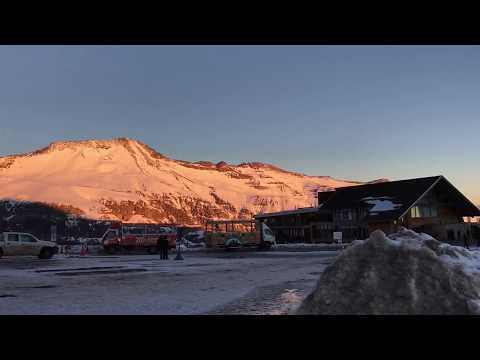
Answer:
[
  {"left": 0, "top": 249, "right": 339, "bottom": 315},
  {"left": 273, "top": 243, "right": 348, "bottom": 251}
]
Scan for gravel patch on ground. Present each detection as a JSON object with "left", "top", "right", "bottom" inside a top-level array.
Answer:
[{"left": 205, "top": 279, "right": 317, "bottom": 315}]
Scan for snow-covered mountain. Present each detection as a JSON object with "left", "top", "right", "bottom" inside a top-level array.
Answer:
[{"left": 0, "top": 138, "right": 386, "bottom": 224}]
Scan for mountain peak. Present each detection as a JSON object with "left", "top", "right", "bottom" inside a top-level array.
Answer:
[
  {"left": 23, "top": 137, "right": 167, "bottom": 160},
  {"left": 0, "top": 138, "right": 380, "bottom": 224},
  {"left": 216, "top": 161, "right": 229, "bottom": 168}
]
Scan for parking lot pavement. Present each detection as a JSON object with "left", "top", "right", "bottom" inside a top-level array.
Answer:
[{"left": 0, "top": 250, "right": 339, "bottom": 315}]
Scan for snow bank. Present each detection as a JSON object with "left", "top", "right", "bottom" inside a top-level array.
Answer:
[
  {"left": 273, "top": 243, "right": 347, "bottom": 249},
  {"left": 296, "top": 227, "right": 480, "bottom": 315},
  {"left": 176, "top": 242, "right": 206, "bottom": 251}
]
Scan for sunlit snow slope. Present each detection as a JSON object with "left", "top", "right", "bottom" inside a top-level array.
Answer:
[{"left": 0, "top": 138, "right": 384, "bottom": 224}]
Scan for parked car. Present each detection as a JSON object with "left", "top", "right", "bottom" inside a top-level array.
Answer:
[
  {"left": 76, "top": 238, "right": 101, "bottom": 246},
  {"left": 82, "top": 238, "right": 103, "bottom": 254},
  {"left": 178, "top": 238, "right": 205, "bottom": 248},
  {"left": 85, "top": 238, "right": 101, "bottom": 246},
  {"left": 0, "top": 232, "right": 58, "bottom": 259},
  {"left": 182, "top": 230, "right": 205, "bottom": 244}
]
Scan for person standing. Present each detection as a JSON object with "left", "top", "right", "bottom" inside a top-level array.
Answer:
[
  {"left": 463, "top": 233, "right": 470, "bottom": 250},
  {"left": 157, "top": 236, "right": 164, "bottom": 259},
  {"left": 162, "top": 237, "right": 169, "bottom": 260}
]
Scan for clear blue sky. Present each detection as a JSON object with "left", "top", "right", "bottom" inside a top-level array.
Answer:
[{"left": 0, "top": 46, "right": 479, "bottom": 203}]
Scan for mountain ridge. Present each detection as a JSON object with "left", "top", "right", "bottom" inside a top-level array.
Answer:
[{"left": 0, "top": 138, "right": 387, "bottom": 224}]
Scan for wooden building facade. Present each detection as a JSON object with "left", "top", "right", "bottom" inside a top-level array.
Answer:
[
  {"left": 256, "top": 207, "right": 334, "bottom": 243},
  {"left": 255, "top": 176, "right": 480, "bottom": 245}
]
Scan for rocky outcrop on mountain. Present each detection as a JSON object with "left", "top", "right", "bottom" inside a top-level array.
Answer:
[
  {"left": 98, "top": 193, "right": 236, "bottom": 225},
  {"left": 0, "top": 157, "right": 15, "bottom": 169}
]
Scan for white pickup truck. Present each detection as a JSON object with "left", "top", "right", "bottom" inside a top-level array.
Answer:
[{"left": 0, "top": 232, "right": 58, "bottom": 259}]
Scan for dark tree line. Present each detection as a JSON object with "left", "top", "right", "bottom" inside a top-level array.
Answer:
[{"left": 0, "top": 201, "right": 112, "bottom": 241}]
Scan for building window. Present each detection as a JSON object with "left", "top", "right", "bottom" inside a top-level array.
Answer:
[
  {"left": 20, "top": 234, "right": 37, "bottom": 243},
  {"left": 411, "top": 206, "right": 420, "bottom": 218},
  {"left": 411, "top": 205, "right": 438, "bottom": 218},
  {"left": 7, "top": 234, "right": 19, "bottom": 242}
]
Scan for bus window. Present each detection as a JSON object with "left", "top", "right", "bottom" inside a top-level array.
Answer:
[{"left": 104, "top": 230, "right": 117, "bottom": 241}]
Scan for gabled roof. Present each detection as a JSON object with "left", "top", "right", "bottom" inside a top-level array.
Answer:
[
  {"left": 255, "top": 207, "right": 319, "bottom": 219},
  {"left": 321, "top": 175, "right": 480, "bottom": 221}
]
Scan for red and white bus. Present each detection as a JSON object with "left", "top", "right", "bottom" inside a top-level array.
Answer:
[{"left": 101, "top": 222, "right": 177, "bottom": 254}]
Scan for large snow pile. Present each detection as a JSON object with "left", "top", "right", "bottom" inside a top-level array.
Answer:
[{"left": 296, "top": 227, "right": 480, "bottom": 315}]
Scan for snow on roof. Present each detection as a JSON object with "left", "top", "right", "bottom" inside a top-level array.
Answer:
[{"left": 361, "top": 196, "right": 403, "bottom": 215}]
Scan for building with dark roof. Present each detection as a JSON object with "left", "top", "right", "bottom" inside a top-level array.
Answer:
[
  {"left": 255, "top": 207, "right": 333, "bottom": 243},
  {"left": 255, "top": 175, "right": 480, "bottom": 244}
]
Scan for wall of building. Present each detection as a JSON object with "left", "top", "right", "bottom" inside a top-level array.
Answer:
[
  {"left": 311, "top": 222, "right": 335, "bottom": 243},
  {"left": 367, "top": 221, "right": 395, "bottom": 235},
  {"left": 397, "top": 185, "right": 467, "bottom": 242},
  {"left": 330, "top": 207, "right": 370, "bottom": 241},
  {"left": 259, "top": 181, "right": 477, "bottom": 244},
  {"left": 262, "top": 211, "right": 334, "bottom": 243}
]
